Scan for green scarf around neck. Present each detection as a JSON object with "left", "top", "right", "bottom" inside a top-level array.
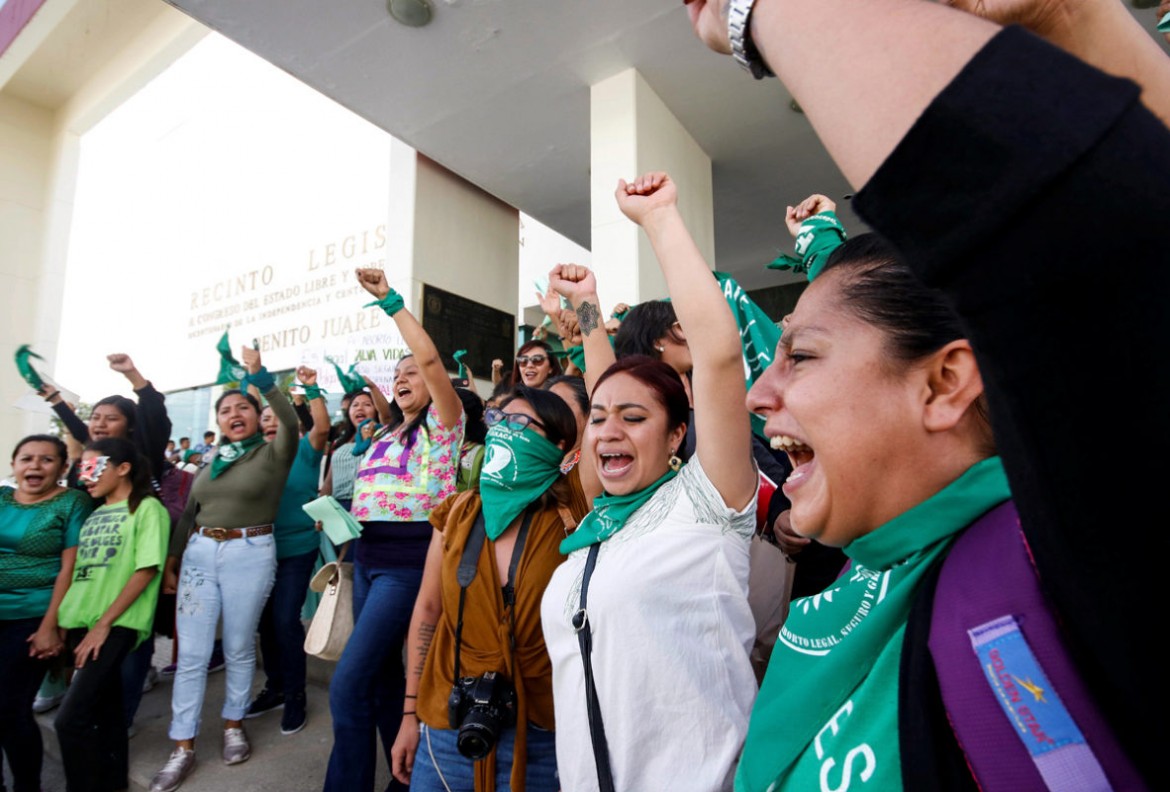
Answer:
[
  {"left": 209, "top": 433, "right": 266, "bottom": 479},
  {"left": 735, "top": 457, "right": 1010, "bottom": 791},
  {"left": 560, "top": 466, "right": 680, "bottom": 554},
  {"left": 479, "top": 424, "right": 564, "bottom": 540}
]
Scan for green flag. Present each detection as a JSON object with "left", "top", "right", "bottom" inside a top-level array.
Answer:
[
  {"left": 328, "top": 358, "right": 365, "bottom": 393},
  {"left": 14, "top": 345, "right": 46, "bottom": 390},
  {"left": 714, "top": 273, "right": 781, "bottom": 438},
  {"left": 215, "top": 329, "right": 246, "bottom": 385}
]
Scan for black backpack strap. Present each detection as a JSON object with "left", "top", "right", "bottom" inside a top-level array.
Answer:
[
  {"left": 452, "top": 510, "right": 488, "bottom": 684},
  {"left": 572, "top": 543, "right": 614, "bottom": 792}
]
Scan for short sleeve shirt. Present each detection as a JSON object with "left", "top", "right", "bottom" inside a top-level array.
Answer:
[{"left": 0, "top": 487, "right": 93, "bottom": 620}]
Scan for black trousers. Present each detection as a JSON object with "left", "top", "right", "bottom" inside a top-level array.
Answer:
[
  {"left": 0, "top": 617, "right": 49, "bottom": 792},
  {"left": 55, "top": 626, "right": 137, "bottom": 792}
]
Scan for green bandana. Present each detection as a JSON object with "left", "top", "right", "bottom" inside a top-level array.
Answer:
[
  {"left": 560, "top": 466, "right": 680, "bottom": 554},
  {"left": 479, "top": 424, "right": 564, "bottom": 540},
  {"left": 215, "top": 329, "right": 247, "bottom": 386},
  {"left": 330, "top": 359, "right": 365, "bottom": 393},
  {"left": 14, "top": 345, "right": 46, "bottom": 390},
  {"left": 209, "top": 433, "right": 266, "bottom": 479},
  {"left": 715, "top": 272, "right": 781, "bottom": 439},
  {"left": 453, "top": 349, "right": 469, "bottom": 380},
  {"left": 768, "top": 211, "right": 848, "bottom": 282},
  {"left": 364, "top": 289, "right": 405, "bottom": 317},
  {"left": 735, "top": 457, "right": 1010, "bottom": 792},
  {"left": 1159, "top": 11, "right": 1170, "bottom": 32}
]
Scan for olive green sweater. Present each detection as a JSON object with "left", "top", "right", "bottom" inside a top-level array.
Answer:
[{"left": 169, "top": 386, "right": 299, "bottom": 558}]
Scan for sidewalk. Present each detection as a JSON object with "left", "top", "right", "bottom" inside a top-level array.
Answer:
[{"left": 30, "top": 637, "right": 391, "bottom": 792}]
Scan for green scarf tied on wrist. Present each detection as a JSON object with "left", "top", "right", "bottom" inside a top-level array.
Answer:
[
  {"left": 14, "top": 345, "right": 46, "bottom": 390},
  {"left": 560, "top": 466, "right": 680, "bottom": 554},
  {"left": 301, "top": 383, "right": 324, "bottom": 401},
  {"left": 209, "top": 432, "right": 266, "bottom": 479},
  {"left": 238, "top": 367, "right": 274, "bottom": 395},
  {"left": 479, "top": 423, "right": 565, "bottom": 540},
  {"left": 364, "top": 289, "right": 405, "bottom": 317},
  {"left": 768, "top": 211, "right": 848, "bottom": 282},
  {"left": 453, "top": 349, "right": 469, "bottom": 380}
]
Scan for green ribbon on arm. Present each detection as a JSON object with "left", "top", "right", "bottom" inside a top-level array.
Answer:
[
  {"left": 453, "top": 349, "right": 469, "bottom": 380},
  {"left": 767, "top": 211, "right": 848, "bottom": 282},
  {"left": 714, "top": 272, "right": 781, "bottom": 439},
  {"left": 209, "top": 433, "right": 266, "bottom": 479},
  {"left": 215, "top": 329, "right": 247, "bottom": 386},
  {"left": 364, "top": 289, "right": 405, "bottom": 317},
  {"left": 14, "top": 345, "right": 46, "bottom": 390},
  {"left": 329, "top": 359, "right": 365, "bottom": 394},
  {"left": 560, "top": 467, "right": 679, "bottom": 554}
]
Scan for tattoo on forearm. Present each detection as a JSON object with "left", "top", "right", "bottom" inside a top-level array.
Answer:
[
  {"left": 414, "top": 622, "right": 435, "bottom": 677},
  {"left": 576, "top": 300, "right": 601, "bottom": 338}
]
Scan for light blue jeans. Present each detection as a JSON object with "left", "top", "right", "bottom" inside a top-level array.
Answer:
[
  {"left": 410, "top": 722, "right": 559, "bottom": 792},
  {"left": 168, "top": 532, "right": 276, "bottom": 740}
]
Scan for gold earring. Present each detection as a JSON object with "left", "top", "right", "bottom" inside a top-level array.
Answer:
[{"left": 668, "top": 451, "right": 682, "bottom": 472}]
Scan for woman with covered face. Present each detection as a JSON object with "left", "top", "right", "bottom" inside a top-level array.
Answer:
[
  {"left": 325, "top": 267, "right": 466, "bottom": 792},
  {"left": 150, "top": 344, "right": 297, "bottom": 792},
  {"left": 540, "top": 172, "right": 759, "bottom": 792},
  {"left": 388, "top": 385, "right": 588, "bottom": 792},
  {"left": 0, "top": 434, "right": 94, "bottom": 792}
]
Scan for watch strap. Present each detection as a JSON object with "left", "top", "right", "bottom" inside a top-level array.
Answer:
[{"left": 728, "top": 0, "right": 775, "bottom": 80}]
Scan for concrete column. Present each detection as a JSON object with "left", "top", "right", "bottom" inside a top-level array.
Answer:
[{"left": 590, "top": 68, "right": 715, "bottom": 309}]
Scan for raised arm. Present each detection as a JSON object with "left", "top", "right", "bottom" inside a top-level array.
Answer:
[
  {"left": 362, "top": 375, "right": 394, "bottom": 425},
  {"left": 615, "top": 172, "right": 755, "bottom": 510},
  {"left": 108, "top": 354, "right": 172, "bottom": 478},
  {"left": 355, "top": 268, "right": 462, "bottom": 430},
  {"left": 548, "top": 264, "right": 615, "bottom": 397},
  {"left": 41, "top": 387, "right": 90, "bottom": 445},
  {"left": 242, "top": 345, "right": 298, "bottom": 463},
  {"left": 298, "top": 366, "right": 331, "bottom": 452}
]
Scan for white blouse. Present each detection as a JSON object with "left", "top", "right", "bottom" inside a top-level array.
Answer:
[{"left": 541, "top": 456, "right": 758, "bottom": 792}]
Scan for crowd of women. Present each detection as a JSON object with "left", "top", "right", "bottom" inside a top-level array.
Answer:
[{"left": 3, "top": 0, "right": 1168, "bottom": 790}]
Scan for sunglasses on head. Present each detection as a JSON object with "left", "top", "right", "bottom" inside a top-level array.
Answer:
[
  {"left": 485, "top": 407, "right": 546, "bottom": 433},
  {"left": 516, "top": 354, "right": 548, "bottom": 366}
]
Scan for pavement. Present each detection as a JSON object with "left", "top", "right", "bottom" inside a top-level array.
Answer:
[{"left": 23, "top": 636, "right": 392, "bottom": 792}]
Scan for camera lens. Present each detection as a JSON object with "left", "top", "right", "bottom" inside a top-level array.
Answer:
[{"left": 456, "top": 723, "right": 495, "bottom": 761}]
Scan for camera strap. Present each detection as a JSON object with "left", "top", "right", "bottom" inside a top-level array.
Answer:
[
  {"left": 452, "top": 504, "right": 535, "bottom": 687},
  {"left": 573, "top": 543, "right": 615, "bottom": 792}
]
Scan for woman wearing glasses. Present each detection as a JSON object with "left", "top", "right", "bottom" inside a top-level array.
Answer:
[
  {"left": 388, "top": 386, "right": 587, "bottom": 792},
  {"left": 325, "top": 268, "right": 466, "bottom": 792},
  {"left": 509, "top": 340, "right": 562, "bottom": 390}
]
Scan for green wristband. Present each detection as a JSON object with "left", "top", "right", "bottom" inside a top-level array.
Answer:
[{"left": 364, "top": 289, "right": 405, "bottom": 317}]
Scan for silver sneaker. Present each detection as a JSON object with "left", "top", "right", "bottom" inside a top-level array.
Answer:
[
  {"left": 149, "top": 748, "right": 195, "bottom": 792},
  {"left": 222, "top": 727, "right": 251, "bottom": 765}
]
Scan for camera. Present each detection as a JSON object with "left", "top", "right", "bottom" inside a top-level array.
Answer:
[{"left": 447, "top": 671, "right": 517, "bottom": 760}]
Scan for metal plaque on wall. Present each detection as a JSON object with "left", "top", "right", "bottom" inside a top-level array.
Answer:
[{"left": 421, "top": 284, "right": 516, "bottom": 381}]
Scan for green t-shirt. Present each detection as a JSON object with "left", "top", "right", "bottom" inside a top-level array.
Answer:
[
  {"left": 57, "top": 497, "right": 168, "bottom": 647},
  {"left": 274, "top": 435, "right": 324, "bottom": 560},
  {"left": 0, "top": 487, "right": 93, "bottom": 620}
]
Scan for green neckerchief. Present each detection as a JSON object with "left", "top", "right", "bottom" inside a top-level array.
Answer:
[
  {"left": 560, "top": 466, "right": 680, "bottom": 554},
  {"left": 364, "top": 289, "right": 405, "bottom": 317},
  {"left": 14, "top": 344, "right": 47, "bottom": 389},
  {"left": 215, "top": 329, "right": 247, "bottom": 386},
  {"left": 479, "top": 424, "right": 564, "bottom": 540},
  {"left": 209, "top": 432, "right": 266, "bottom": 479},
  {"left": 735, "top": 457, "right": 1010, "bottom": 792},
  {"left": 767, "top": 211, "right": 847, "bottom": 282}
]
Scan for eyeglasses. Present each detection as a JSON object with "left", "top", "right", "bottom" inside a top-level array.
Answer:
[
  {"left": 515, "top": 354, "right": 548, "bottom": 366},
  {"left": 485, "top": 407, "right": 546, "bottom": 433}
]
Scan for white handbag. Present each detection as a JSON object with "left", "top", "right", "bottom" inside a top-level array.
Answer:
[{"left": 304, "top": 551, "right": 354, "bottom": 661}]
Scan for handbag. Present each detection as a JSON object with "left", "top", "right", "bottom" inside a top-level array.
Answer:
[{"left": 304, "top": 544, "right": 354, "bottom": 661}]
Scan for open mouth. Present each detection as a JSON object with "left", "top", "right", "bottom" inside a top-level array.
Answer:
[
  {"left": 598, "top": 452, "right": 634, "bottom": 477},
  {"left": 770, "top": 434, "right": 815, "bottom": 485},
  {"left": 23, "top": 474, "right": 45, "bottom": 488},
  {"left": 396, "top": 386, "right": 412, "bottom": 400},
  {"left": 229, "top": 419, "right": 247, "bottom": 434}
]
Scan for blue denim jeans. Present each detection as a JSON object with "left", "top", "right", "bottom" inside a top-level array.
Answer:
[
  {"left": 324, "top": 561, "right": 422, "bottom": 792},
  {"left": 410, "top": 723, "right": 559, "bottom": 792},
  {"left": 258, "top": 548, "right": 317, "bottom": 698},
  {"left": 169, "top": 532, "right": 276, "bottom": 740}
]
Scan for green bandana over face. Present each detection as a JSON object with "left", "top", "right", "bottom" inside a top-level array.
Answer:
[
  {"left": 14, "top": 345, "right": 46, "bottom": 390},
  {"left": 768, "top": 210, "right": 848, "bottom": 282},
  {"left": 560, "top": 466, "right": 680, "bottom": 554},
  {"left": 479, "top": 424, "right": 564, "bottom": 540},
  {"left": 209, "top": 433, "right": 266, "bottom": 479},
  {"left": 735, "top": 457, "right": 1010, "bottom": 792}
]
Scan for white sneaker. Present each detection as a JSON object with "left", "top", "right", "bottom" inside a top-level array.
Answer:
[
  {"left": 150, "top": 748, "right": 195, "bottom": 792},
  {"left": 32, "top": 691, "right": 65, "bottom": 714},
  {"left": 142, "top": 666, "right": 160, "bottom": 693},
  {"left": 222, "top": 727, "right": 251, "bottom": 765}
]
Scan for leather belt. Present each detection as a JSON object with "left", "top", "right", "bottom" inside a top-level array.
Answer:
[{"left": 198, "top": 524, "right": 273, "bottom": 542}]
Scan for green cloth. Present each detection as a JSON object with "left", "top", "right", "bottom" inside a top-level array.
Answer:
[
  {"left": 478, "top": 424, "right": 563, "bottom": 540},
  {"left": 329, "top": 359, "right": 365, "bottom": 393},
  {"left": 215, "top": 329, "right": 247, "bottom": 385},
  {"left": 0, "top": 488, "right": 93, "bottom": 620},
  {"left": 57, "top": 498, "right": 168, "bottom": 648},
  {"left": 364, "top": 289, "right": 406, "bottom": 317},
  {"left": 715, "top": 273, "right": 781, "bottom": 438},
  {"left": 456, "top": 443, "right": 485, "bottom": 493},
  {"left": 274, "top": 436, "right": 326, "bottom": 559},
  {"left": 453, "top": 349, "right": 469, "bottom": 379},
  {"left": 565, "top": 344, "right": 586, "bottom": 373},
  {"left": 210, "top": 432, "right": 266, "bottom": 479},
  {"left": 560, "top": 467, "right": 679, "bottom": 554},
  {"left": 767, "top": 211, "right": 848, "bottom": 281},
  {"left": 301, "top": 383, "right": 324, "bottom": 401},
  {"left": 14, "top": 345, "right": 47, "bottom": 390},
  {"left": 1159, "top": 11, "right": 1170, "bottom": 32},
  {"left": 735, "top": 457, "right": 1010, "bottom": 792}
]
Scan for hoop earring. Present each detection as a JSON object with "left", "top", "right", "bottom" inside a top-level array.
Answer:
[{"left": 668, "top": 452, "right": 682, "bottom": 472}]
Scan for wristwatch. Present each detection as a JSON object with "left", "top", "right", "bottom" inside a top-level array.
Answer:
[{"left": 728, "top": 0, "right": 775, "bottom": 80}]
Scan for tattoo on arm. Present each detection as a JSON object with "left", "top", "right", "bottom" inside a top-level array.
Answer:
[
  {"left": 576, "top": 300, "right": 601, "bottom": 338},
  {"left": 414, "top": 621, "right": 435, "bottom": 677}
]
